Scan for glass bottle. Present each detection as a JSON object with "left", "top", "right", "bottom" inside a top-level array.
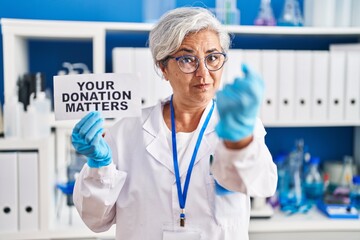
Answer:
[
  {"left": 254, "top": 0, "right": 276, "bottom": 26},
  {"left": 303, "top": 157, "right": 323, "bottom": 203},
  {"left": 350, "top": 176, "right": 360, "bottom": 210},
  {"left": 332, "top": 155, "right": 354, "bottom": 205},
  {"left": 277, "top": 0, "right": 303, "bottom": 26}
]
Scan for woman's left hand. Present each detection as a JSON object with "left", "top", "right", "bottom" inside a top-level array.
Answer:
[{"left": 215, "top": 63, "right": 264, "bottom": 142}]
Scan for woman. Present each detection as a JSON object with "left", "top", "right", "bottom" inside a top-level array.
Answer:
[{"left": 72, "top": 7, "right": 277, "bottom": 240}]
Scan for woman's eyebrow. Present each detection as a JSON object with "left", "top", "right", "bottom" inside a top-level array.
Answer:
[
  {"left": 176, "top": 48, "right": 220, "bottom": 55},
  {"left": 176, "top": 48, "right": 194, "bottom": 54},
  {"left": 206, "top": 48, "right": 220, "bottom": 54}
]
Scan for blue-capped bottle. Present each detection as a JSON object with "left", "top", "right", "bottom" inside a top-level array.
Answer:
[
  {"left": 303, "top": 157, "right": 323, "bottom": 203},
  {"left": 350, "top": 176, "right": 360, "bottom": 210}
]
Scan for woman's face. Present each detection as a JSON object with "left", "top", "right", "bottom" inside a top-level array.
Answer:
[{"left": 161, "top": 29, "right": 224, "bottom": 107}]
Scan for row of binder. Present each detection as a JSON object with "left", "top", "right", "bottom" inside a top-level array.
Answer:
[
  {"left": 224, "top": 49, "right": 360, "bottom": 124},
  {"left": 0, "top": 151, "right": 39, "bottom": 233},
  {"left": 112, "top": 47, "right": 360, "bottom": 125}
]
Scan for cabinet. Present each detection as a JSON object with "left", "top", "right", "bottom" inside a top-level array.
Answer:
[{"left": 1, "top": 18, "right": 360, "bottom": 239}]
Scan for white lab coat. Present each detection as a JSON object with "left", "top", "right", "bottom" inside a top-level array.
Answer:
[{"left": 73, "top": 98, "right": 277, "bottom": 240}]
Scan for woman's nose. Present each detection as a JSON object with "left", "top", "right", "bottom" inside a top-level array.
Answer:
[{"left": 195, "top": 60, "right": 209, "bottom": 77}]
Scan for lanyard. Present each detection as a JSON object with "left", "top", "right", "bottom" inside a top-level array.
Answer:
[{"left": 170, "top": 95, "right": 215, "bottom": 227}]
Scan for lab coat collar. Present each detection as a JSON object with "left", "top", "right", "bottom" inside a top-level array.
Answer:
[{"left": 143, "top": 98, "right": 217, "bottom": 178}]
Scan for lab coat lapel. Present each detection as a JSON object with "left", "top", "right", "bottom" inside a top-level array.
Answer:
[{"left": 144, "top": 101, "right": 174, "bottom": 174}]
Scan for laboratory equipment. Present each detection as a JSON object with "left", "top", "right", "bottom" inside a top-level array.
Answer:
[
  {"left": 317, "top": 201, "right": 359, "bottom": 219},
  {"left": 350, "top": 176, "right": 360, "bottom": 210},
  {"left": 254, "top": 0, "right": 276, "bottom": 26},
  {"left": 303, "top": 157, "right": 323, "bottom": 203},
  {"left": 29, "top": 72, "right": 52, "bottom": 138},
  {"left": 324, "top": 156, "right": 354, "bottom": 205},
  {"left": 214, "top": 0, "right": 240, "bottom": 25},
  {"left": 277, "top": 0, "right": 303, "bottom": 26},
  {"left": 3, "top": 91, "right": 23, "bottom": 139},
  {"left": 142, "top": 0, "right": 176, "bottom": 23}
]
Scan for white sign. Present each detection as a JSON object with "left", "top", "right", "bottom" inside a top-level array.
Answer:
[{"left": 53, "top": 73, "right": 141, "bottom": 120}]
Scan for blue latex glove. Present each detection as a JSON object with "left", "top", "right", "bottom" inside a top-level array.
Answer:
[
  {"left": 71, "top": 111, "right": 112, "bottom": 168},
  {"left": 216, "top": 63, "right": 264, "bottom": 141}
]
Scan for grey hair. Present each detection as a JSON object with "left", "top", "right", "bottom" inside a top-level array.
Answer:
[{"left": 149, "top": 7, "right": 231, "bottom": 68}]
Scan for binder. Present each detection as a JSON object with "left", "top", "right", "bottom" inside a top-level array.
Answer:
[
  {"left": 18, "top": 151, "right": 39, "bottom": 231},
  {"left": 328, "top": 51, "right": 346, "bottom": 121},
  {"left": 134, "top": 48, "right": 156, "bottom": 107},
  {"left": 243, "top": 50, "right": 262, "bottom": 74},
  {"left": 224, "top": 49, "right": 243, "bottom": 86},
  {"left": 0, "top": 151, "right": 18, "bottom": 232},
  {"left": 344, "top": 52, "right": 360, "bottom": 122},
  {"left": 295, "top": 51, "right": 312, "bottom": 121},
  {"left": 243, "top": 50, "right": 262, "bottom": 118},
  {"left": 260, "top": 50, "right": 278, "bottom": 123},
  {"left": 312, "top": 51, "right": 329, "bottom": 121},
  {"left": 135, "top": 48, "right": 172, "bottom": 107},
  {"left": 278, "top": 51, "right": 296, "bottom": 121},
  {"left": 112, "top": 47, "right": 135, "bottom": 74}
]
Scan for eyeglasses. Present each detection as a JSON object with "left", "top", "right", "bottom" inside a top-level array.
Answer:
[{"left": 168, "top": 52, "right": 227, "bottom": 74}]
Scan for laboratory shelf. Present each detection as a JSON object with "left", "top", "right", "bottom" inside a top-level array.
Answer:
[{"left": 1, "top": 208, "right": 359, "bottom": 240}]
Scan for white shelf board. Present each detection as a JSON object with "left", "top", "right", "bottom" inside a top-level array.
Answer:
[
  {"left": 249, "top": 208, "right": 360, "bottom": 233},
  {"left": 264, "top": 120, "right": 360, "bottom": 127},
  {"left": 2, "top": 18, "right": 360, "bottom": 36}
]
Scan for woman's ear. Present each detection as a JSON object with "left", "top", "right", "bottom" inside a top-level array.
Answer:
[{"left": 159, "top": 63, "right": 169, "bottom": 81}]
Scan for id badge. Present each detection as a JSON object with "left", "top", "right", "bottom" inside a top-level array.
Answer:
[
  {"left": 162, "top": 223, "right": 202, "bottom": 240},
  {"left": 163, "top": 231, "right": 201, "bottom": 240}
]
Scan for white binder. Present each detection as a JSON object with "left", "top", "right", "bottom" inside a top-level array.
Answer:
[
  {"left": 344, "top": 52, "right": 360, "bottom": 122},
  {"left": 134, "top": 48, "right": 157, "bottom": 107},
  {"left": 112, "top": 47, "right": 135, "bottom": 74},
  {"left": 243, "top": 50, "right": 262, "bottom": 74},
  {"left": 113, "top": 47, "right": 171, "bottom": 106},
  {"left": 328, "top": 51, "right": 346, "bottom": 121},
  {"left": 243, "top": 50, "right": 262, "bottom": 118},
  {"left": 295, "top": 51, "right": 312, "bottom": 121},
  {"left": 0, "top": 152, "right": 18, "bottom": 232},
  {"left": 312, "top": 51, "right": 329, "bottom": 121},
  {"left": 278, "top": 51, "right": 296, "bottom": 121},
  {"left": 18, "top": 151, "right": 39, "bottom": 231},
  {"left": 261, "top": 50, "right": 278, "bottom": 123},
  {"left": 224, "top": 49, "right": 243, "bottom": 86}
]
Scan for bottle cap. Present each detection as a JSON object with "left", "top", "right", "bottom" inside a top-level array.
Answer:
[
  {"left": 352, "top": 175, "right": 360, "bottom": 185},
  {"left": 274, "top": 154, "right": 286, "bottom": 165},
  {"left": 309, "top": 157, "right": 320, "bottom": 165}
]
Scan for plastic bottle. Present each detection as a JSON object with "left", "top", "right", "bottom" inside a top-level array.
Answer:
[
  {"left": 30, "top": 73, "right": 51, "bottom": 138},
  {"left": 142, "top": 0, "right": 176, "bottom": 23},
  {"left": 303, "top": 157, "right": 323, "bottom": 203},
  {"left": 350, "top": 176, "right": 360, "bottom": 210},
  {"left": 273, "top": 154, "right": 289, "bottom": 207},
  {"left": 3, "top": 93, "right": 24, "bottom": 139}
]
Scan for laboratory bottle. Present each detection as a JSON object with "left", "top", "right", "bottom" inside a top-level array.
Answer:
[
  {"left": 333, "top": 155, "right": 354, "bottom": 204},
  {"left": 3, "top": 95, "right": 23, "bottom": 138},
  {"left": 142, "top": 0, "right": 176, "bottom": 23},
  {"left": 30, "top": 73, "right": 51, "bottom": 138},
  {"left": 273, "top": 154, "right": 289, "bottom": 207},
  {"left": 277, "top": 0, "right": 303, "bottom": 26},
  {"left": 303, "top": 157, "right": 323, "bottom": 203},
  {"left": 350, "top": 176, "right": 360, "bottom": 210},
  {"left": 286, "top": 140, "right": 305, "bottom": 206},
  {"left": 254, "top": 0, "right": 276, "bottom": 26}
]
